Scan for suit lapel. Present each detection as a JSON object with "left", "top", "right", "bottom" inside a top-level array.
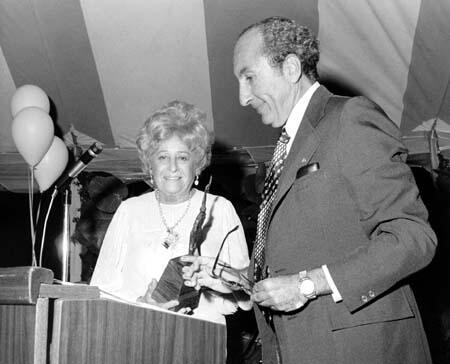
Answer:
[{"left": 271, "top": 86, "right": 332, "bottom": 215}]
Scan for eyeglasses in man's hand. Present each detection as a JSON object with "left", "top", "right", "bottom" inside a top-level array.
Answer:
[{"left": 180, "top": 225, "right": 253, "bottom": 295}]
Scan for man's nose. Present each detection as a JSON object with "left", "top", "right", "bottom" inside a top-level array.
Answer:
[{"left": 239, "top": 83, "right": 252, "bottom": 106}]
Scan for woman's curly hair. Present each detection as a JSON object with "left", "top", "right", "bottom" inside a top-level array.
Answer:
[{"left": 136, "top": 100, "right": 214, "bottom": 184}]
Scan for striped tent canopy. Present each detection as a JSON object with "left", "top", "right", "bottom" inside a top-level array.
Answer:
[{"left": 1, "top": 0, "right": 449, "bottom": 192}]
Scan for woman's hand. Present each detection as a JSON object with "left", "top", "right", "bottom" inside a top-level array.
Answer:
[
  {"left": 180, "top": 255, "right": 252, "bottom": 294},
  {"left": 180, "top": 256, "right": 230, "bottom": 293},
  {"left": 137, "top": 278, "right": 192, "bottom": 315}
]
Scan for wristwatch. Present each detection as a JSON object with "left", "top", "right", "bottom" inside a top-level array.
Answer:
[{"left": 298, "top": 270, "right": 317, "bottom": 299}]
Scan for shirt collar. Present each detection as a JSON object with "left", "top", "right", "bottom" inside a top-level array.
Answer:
[{"left": 284, "top": 82, "right": 320, "bottom": 153}]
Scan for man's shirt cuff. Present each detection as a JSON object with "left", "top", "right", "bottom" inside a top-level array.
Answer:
[{"left": 322, "top": 265, "right": 342, "bottom": 302}]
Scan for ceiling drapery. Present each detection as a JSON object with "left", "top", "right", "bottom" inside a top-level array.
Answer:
[{"left": 1, "top": 0, "right": 449, "bottom": 192}]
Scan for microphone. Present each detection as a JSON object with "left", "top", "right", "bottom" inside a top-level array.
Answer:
[{"left": 54, "top": 142, "right": 103, "bottom": 191}]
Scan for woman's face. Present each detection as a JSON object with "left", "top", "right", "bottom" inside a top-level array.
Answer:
[{"left": 149, "top": 135, "right": 198, "bottom": 204}]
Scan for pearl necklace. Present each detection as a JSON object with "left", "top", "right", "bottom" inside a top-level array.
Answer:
[{"left": 156, "top": 190, "right": 192, "bottom": 248}]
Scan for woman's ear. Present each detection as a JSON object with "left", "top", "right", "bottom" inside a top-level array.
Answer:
[
  {"left": 195, "top": 155, "right": 205, "bottom": 176},
  {"left": 282, "top": 54, "right": 302, "bottom": 83}
]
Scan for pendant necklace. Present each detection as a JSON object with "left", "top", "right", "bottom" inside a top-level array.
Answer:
[{"left": 156, "top": 190, "right": 192, "bottom": 249}]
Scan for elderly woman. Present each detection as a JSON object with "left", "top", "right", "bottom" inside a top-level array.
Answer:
[{"left": 90, "top": 100, "right": 250, "bottom": 324}]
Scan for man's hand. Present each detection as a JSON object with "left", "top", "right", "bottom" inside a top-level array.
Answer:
[{"left": 251, "top": 274, "right": 308, "bottom": 312}]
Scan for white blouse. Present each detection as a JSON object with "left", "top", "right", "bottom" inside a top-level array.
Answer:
[{"left": 90, "top": 189, "right": 250, "bottom": 324}]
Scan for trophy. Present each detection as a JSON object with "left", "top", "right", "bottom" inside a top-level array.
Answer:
[{"left": 151, "top": 177, "right": 212, "bottom": 311}]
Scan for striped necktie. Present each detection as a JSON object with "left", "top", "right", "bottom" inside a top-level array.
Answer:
[{"left": 253, "top": 128, "right": 290, "bottom": 282}]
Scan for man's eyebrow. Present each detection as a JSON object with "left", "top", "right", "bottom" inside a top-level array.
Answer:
[{"left": 238, "top": 66, "right": 250, "bottom": 77}]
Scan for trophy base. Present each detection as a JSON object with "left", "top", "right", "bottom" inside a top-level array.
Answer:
[{"left": 151, "top": 257, "right": 200, "bottom": 311}]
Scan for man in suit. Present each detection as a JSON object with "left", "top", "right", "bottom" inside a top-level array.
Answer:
[
  {"left": 183, "top": 16, "right": 437, "bottom": 364},
  {"left": 231, "top": 16, "right": 437, "bottom": 364}
]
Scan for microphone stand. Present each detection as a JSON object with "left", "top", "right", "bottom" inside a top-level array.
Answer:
[
  {"left": 60, "top": 185, "right": 72, "bottom": 282},
  {"left": 50, "top": 142, "right": 102, "bottom": 281}
]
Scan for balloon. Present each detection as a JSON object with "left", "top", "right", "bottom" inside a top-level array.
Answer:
[
  {"left": 11, "top": 106, "right": 55, "bottom": 166},
  {"left": 34, "top": 136, "right": 69, "bottom": 192},
  {"left": 10, "top": 84, "right": 50, "bottom": 118}
]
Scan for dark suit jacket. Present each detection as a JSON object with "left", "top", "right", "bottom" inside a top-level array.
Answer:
[{"left": 253, "top": 86, "right": 437, "bottom": 364}]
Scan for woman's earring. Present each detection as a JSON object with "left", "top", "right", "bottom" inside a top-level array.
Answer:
[
  {"left": 149, "top": 173, "right": 154, "bottom": 186},
  {"left": 194, "top": 174, "right": 199, "bottom": 186}
]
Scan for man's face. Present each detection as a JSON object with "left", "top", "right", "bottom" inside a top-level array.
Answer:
[{"left": 233, "top": 29, "right": 294, "bottom": 128}]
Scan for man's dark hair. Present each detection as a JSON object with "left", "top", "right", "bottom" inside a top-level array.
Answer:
[{"left": 239, "top": 16, "right": 320, "bottom": 81}]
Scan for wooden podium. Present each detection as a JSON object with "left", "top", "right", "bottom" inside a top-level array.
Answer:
[{"left": 0, "top": 267, "right": 226, "bottom": 364}]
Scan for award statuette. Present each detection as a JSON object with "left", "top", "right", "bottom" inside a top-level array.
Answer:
[
  {"left": 150, "top": 257, "right": 200, "bottom": 311},
  {"left": 151, "top": 177, "right": 212, "bottom": 311}
]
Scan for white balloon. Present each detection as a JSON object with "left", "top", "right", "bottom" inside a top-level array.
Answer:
[
  {"left": 34, "top": 136, "right": 69, "bottom": 192},
  {"left": 11, "top": 106, "right": 54, "bottom": 166},
  {"left": 11, "top": 84, "right": 50, "bottom": 118}
]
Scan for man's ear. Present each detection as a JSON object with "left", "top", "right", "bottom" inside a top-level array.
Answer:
[{"left": 282, "top": 54, "right": 302, "bottom": 83}]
